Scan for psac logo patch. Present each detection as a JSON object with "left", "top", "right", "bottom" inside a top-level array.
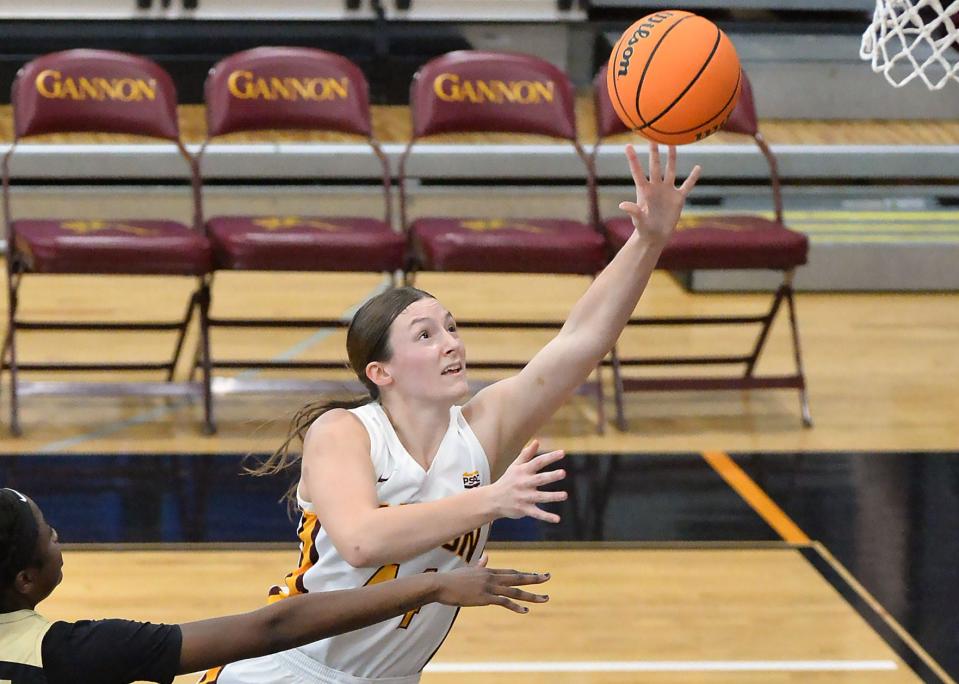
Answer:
[{"left": 462, "top": 470, "right": 481, "bottom": 489}]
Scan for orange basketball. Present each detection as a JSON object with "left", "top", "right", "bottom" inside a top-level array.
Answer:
[{"left": 607, "top": 10, "right": 742, "bottom": 145}]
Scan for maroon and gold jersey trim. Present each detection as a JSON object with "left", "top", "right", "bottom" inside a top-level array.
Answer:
[{"left": 268, "top": 511, "right": 321, "bottom": 604}]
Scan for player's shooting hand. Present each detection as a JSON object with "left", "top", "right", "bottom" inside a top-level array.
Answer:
[{"left": 619, "top": 143, "right": 701, "bottom": 244}]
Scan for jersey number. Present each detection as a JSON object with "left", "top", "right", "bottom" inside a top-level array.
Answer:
[{"left": 364, "top": 564, "right": 437, "bottom": 629}]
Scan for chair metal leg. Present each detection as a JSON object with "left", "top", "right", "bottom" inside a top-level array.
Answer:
[
  {"left": 6, "top": 274, "right": 21, "bottom": 436},
  {"left": 404, "top": 264, "right": 417, "bottom": 287},
  {"left": 197, "top": 280, "right": 216, "bottom": 435},
  {"left": 783, "top": 278, "right": 813, "bottom": 428},
  {"left": 744, "top": 283, "right": 786, "bottom": 378},
  {"left": 167, "top": 288, "right": 201, "bottom": 382},
  {"left": 609, "top": 345, "right": 627, "bottom": 431}
]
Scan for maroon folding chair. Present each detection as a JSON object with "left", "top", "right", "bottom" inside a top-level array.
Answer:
[
  {"left": 1, "top": 49, "right": 214, "bottom": 436},
  {"left": 592, "top": 66, "right": 811, "bottom": 429},
  {"left": 195, "top": 47, "right": 402, "bottom": 418},
  {"left": 398, "top": 51, "right": 608, "bottom": 432}
]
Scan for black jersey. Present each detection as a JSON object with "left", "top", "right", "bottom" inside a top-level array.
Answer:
[{"left": 0, "top": 609, "right": 182, "bottom": 684}]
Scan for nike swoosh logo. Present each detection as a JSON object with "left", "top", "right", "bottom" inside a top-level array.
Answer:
[{"left": 377, "top": 475, "right": 390, "bottom": 483}]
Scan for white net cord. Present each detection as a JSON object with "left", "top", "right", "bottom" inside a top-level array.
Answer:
[{"left": 860, "top": 0, "right": 959, "bottom": 89}]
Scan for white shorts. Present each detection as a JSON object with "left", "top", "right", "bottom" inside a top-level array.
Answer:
[{"left": 205, "top": 650, "right": 422, "bottom": 684}]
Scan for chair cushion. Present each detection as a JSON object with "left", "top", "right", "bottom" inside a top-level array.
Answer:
[
  {"left": 605, "top": 215, "right": 809, "bottom": 270},
  {"left": 13, "top": 219, "right": 212, "bottom": 275},
  {"left": 410, "top": 218, "right": 606, "bottom": 274},
  {"left": 206, "top": 216, "right": 405, "bottom": 272}
]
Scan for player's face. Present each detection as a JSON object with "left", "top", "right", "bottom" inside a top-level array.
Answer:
[
  {"left": 382, "top": 298, "right": 468, "bottom": 402},
  {"left": 26, "top": 499, "right": 64, "bottom": 603}
]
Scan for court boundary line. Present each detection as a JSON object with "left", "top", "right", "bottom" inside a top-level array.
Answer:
[
  {"left": 702, "top": 450, "right": 952, "bottom": 684},
  {"left": 424, "top": 660, "right": 898, "bottom": 673},
  {"left": 812, "top": 542, "right": 957, "bottom": 684}
]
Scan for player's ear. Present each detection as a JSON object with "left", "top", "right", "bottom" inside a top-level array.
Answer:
[{"left": 366, "top": 361, "right": 393, "bottom": 389}]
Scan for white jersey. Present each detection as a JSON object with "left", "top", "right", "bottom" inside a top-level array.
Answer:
[{"left": 212, "top": 402, "right": 490, "bottom": 684}]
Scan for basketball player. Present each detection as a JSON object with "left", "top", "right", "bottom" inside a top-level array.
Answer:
[
  {"left": 209, "top": 144, "right": 701, "bottom": 683},
  {"left": 0, "top": 488, "right": 550, "bottom": 684}
]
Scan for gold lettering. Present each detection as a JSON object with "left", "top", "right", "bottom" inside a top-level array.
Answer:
[
  {"left": 35, "top": 69, "right": 60, "bottom": 98},
  {"left": 227, "top": 70, "right": 350, "bottom": 102},
  {"left": 326, "top": 77, "right": 348, "bottom": 99},
  {"left": 228, "top": 70, "right": 254, "bottom": 99},
  {"left": 78, "top": 77, "right": 103, "bottom": 101},
  {"left": 431, "top": 72, "right": 555, "bottom": 105},
  {"left": 476, "top": 79, "right": 499, "bottom": 103},
  {"left": 251, "top": 78, "right": 274, "bottom": 100},
  {"left": 494, "top": 80, "right": 515, "bottom": 103},
  {"left": 288, "top": 77, "right": 313, "bottom": 100},
  {"left": 434, "top": 72, "right": 459, "bottom": 102},
  {"left": 532, "top": 80, "right": 554, "bottom": 103},
  {"left": 269, "top": 77, "right": 292, "bottom": 101},
  {"left": 34, "top": 70, "right": 157, "bottom": 101},
  {"left": 60, "top": 78, "right": 80, "bottom": 101},
  {"left": 459, "top": 79, "right": 480, "bottom": 104}
]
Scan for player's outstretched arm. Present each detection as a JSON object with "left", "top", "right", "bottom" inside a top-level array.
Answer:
[
  {"left": 177, "top": 560, "right": 549, "bottom": 674},
  {"left": 466, "top": 144, "right": 702, "bottom": 464}
]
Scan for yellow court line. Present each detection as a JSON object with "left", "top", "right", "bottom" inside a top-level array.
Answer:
[{"left": 702, "top": 451, "right": 810, "bottom": 544}]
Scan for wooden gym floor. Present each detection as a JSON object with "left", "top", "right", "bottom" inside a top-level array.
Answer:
[{"left": 1, "top": 268, "right": 957, "bottom": 683}]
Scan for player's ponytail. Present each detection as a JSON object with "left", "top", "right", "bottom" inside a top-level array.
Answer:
[{"left": 248, "top": 287, "right": 434, "bottom": 510}]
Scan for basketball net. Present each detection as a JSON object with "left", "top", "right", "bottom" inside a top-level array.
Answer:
[{"left": 860, "top": 0, "right": 959, "bottom": 89}]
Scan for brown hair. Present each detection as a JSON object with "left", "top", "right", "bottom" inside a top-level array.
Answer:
[{"left": 246, "top": 287, "right": 434, "bottom": 508}]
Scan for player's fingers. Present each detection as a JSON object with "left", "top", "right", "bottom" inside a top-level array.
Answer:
[
  {"left": 649, "top": 144, "right": 662, "bottom": 181},
  {"left": 496, "top": 571, "right": 550, "bottom": 585},
  {"left": 535, "top": 489, "right": 568, "bottom": 504},
  {"left": 679, "top": 164, "right": 702, "bottom": 196},
  {"left": 477, "top": 554, "right": 489, "bottom": 568},
  {"left": 533, "top": 468, "right": 566, "bottom": 486},
  {"left": 496, "top": 586, "right": 550, "bottom": 603},
  {"left": 665, "top": 145, "right": 677, "bottom": 184},
  {"left": 493, "top": 596, "right": 530, "bottom": 614},
  {"left": 514, "top": 439, "right": 540, "bottom": 464},
  {"left": 625, "top": 144, "right": 650, "bottom": 192},
  {"left": 618, "top": 201, "right": 646, "bottom": 221},
  {"left": 527, "top": 506, "right": 561, "bottom": 524},
  {"left": 529, "top": 449, "right": 564, "bottom": 472}
]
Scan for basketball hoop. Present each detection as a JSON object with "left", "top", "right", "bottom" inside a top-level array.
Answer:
[{"left": 860, "top": 0, "right": 959, "bottom": 89}]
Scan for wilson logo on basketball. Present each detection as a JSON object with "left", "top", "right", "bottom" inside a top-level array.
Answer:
[
  {"left": 227, "top": 70, "right": 350, "bottom": 102},
  {"left": 433, "top": 73, "right": 555, "bottom": 105},
  {"left": 34, "top": 70, "right": 157, "bottom": 102},
  {"left": 616, "top": 12, "right": 675, "bottom": 76},
  {"left": 462, "top": 470, "right": 481, "bottom": 489}
]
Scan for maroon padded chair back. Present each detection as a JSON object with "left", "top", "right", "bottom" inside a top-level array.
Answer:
[
  {"left": 12, "top": 49, "right": 179, "bottom": 140},
  {"left": 721, "top": 71, "right": 757, "bottom": 136},
  {"left": 592, "top": 65, "right": 630, "bottom": 139},
  {"left": 593, "top": 64, "right": 757, "bottom": 138},
  {"left": 410, "top": 51, "right": 577, "bottom": 140},
  {"left": 205, "top": 47, "right": 372, "bottom": 137}
]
